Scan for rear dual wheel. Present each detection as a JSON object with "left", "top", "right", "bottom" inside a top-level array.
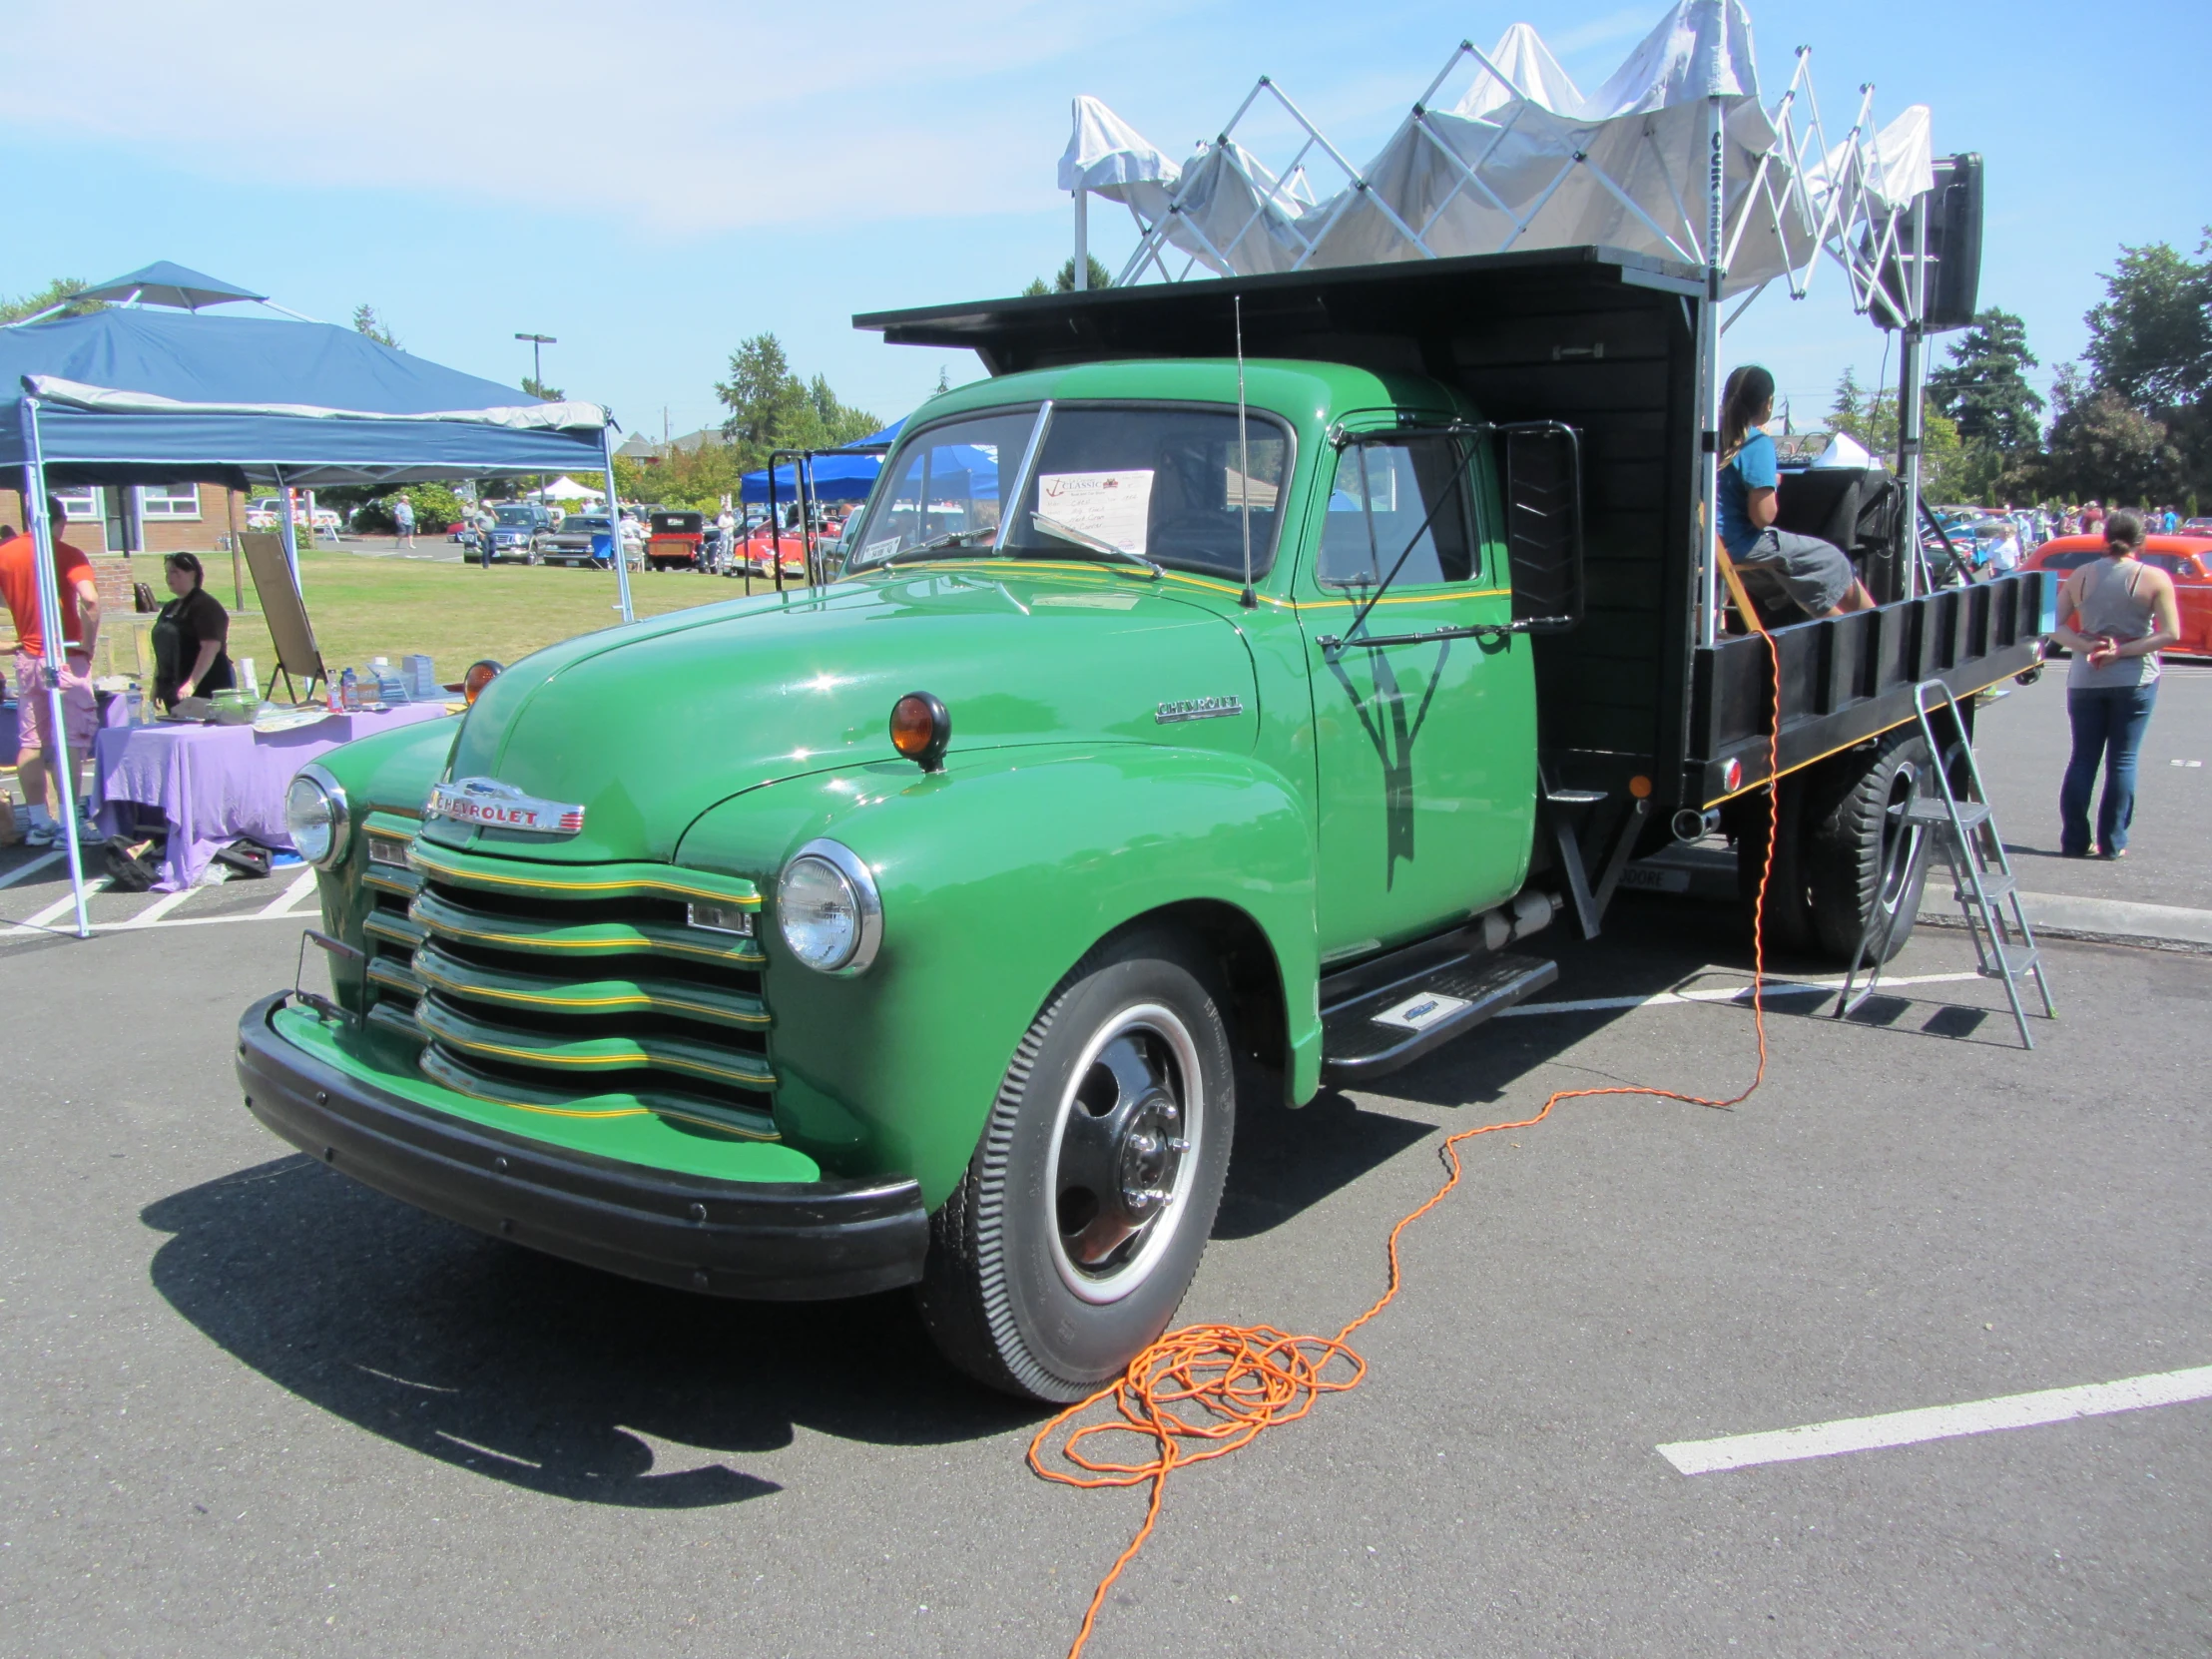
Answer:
[
  {"left": 1739, "top": 723, "right": 1965, "bottom": 965},
  {"left": 916, "top": 931, "right": 1234, "bottom": 1402}
]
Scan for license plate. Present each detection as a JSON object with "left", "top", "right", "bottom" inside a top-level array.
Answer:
[{"left": 426, "top": 777, "right": 585, "bottom": 835}]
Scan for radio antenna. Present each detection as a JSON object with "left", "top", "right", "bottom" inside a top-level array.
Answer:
[{"left": 1235, "top": 293, "right": 1256, "bottom": 609}]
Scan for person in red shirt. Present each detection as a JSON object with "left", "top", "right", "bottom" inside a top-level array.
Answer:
[{"left": 1, "top": 496, "right": 102, "bottom": 846}]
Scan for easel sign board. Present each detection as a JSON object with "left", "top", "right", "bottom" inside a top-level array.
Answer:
[{"left": 238, "top": 530, "right": 325, "bottom": 700}]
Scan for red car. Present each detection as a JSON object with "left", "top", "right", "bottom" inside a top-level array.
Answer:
[
  {"left": 735, "top": 525, "right": 824, "bottom": 582},
  {"left": 2022, "top": 533, "right": 2212, "bottom": 658}
]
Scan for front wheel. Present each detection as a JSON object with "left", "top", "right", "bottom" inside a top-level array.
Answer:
[{"left": 916, "top": 932, "right": 1235, "bottom": 1401}]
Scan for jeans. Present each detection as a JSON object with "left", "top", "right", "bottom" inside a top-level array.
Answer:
[{"left": 2060, "top": 683, "right": 2158, "bottom": 855}]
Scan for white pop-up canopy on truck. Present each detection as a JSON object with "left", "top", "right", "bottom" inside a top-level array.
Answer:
[{"left": 1055, "top": 0, "right": 1974, "bottom": 639}]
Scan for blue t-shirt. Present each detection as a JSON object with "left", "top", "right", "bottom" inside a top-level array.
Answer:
[{"left": 1718, "top": 429, "right": 1777, "bottom": 557}]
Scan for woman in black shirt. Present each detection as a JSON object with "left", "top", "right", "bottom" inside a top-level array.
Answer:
[{"left": 153, "top": 552, "right": 235, "bottom": 710}]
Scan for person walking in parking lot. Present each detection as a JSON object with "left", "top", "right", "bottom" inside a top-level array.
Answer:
[
  {"left": 2050, "top": 509, "right": 2180, "bottom": 859},
  {"left": 392, "top": 492, "right": 415, "bottom": 550}
]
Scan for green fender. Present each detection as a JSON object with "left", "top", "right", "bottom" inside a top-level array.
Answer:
[{"left": 679, "top": 743, "right": 1322, "bottom": 1208}]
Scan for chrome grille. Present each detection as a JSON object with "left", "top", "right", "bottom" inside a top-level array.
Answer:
[{"left": 363, "top": 827, "right": 778, "bottom": 1143}]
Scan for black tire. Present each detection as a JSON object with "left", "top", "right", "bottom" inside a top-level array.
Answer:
[
  {"left": 1804, "top": 728, "right": 1936, "bottom": 962},
  {"left": 915, "top": 930, "right": 1236, "bottom": 1402},
  {"left": 1733, "top": 773, "right": 1817, "bottom": 955}
]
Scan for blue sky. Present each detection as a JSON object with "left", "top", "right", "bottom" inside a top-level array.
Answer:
[{"left": 3, "top": 0, "right": 2203, "bottom": 442}]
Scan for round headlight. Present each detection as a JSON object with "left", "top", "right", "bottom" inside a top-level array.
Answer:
[
  {"left": 286, "top": 764, "right": 348, "bottom": 868},
  {"left": 777, "top": 839, "right": 882, "bottom": 973}
]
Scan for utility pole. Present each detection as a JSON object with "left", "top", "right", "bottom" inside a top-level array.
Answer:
[{"left": 515, "top": 331, "right": 557, "bottom": 392}]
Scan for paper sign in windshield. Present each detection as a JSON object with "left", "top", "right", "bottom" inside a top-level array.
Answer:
[
  {"left": 862, "top": 536, "right": 901, "bottom": 563},
  {"left": 1037, "top": 470, "right": 1154, "bottom": 556}
]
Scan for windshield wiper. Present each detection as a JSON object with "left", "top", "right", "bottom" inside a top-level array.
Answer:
[
  {"left": 1026, "top": 513, "right": 1162, "bottom": 578},
  {"left": 874, "top": 529, "right": 999, "bottom": 566}
]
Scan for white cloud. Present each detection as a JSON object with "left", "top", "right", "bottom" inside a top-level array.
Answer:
[{"left": 2, "top": 0, "right": 1190, "bottom": 234}]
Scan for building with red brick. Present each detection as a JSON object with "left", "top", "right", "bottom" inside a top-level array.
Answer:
[{"left": 1, "top": 483, "right": 253, "bottom": 557}]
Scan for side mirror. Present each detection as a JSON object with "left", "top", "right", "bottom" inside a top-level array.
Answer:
[{"left": 1496, "top": 421, "right": 1583, "bottom": 634}]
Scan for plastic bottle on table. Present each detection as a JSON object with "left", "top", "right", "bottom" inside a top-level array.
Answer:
[{"left": 339, "top": 667, "right": 359, "bottom": 712}]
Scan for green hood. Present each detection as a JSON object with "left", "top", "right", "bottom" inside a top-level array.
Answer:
[{"left": 422, "top": 568, "right": 1261, "bottom": 864}]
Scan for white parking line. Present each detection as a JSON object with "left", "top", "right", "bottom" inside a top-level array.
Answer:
[
  {"left": 1659, "top": 1364, "right": 2212, "bottom": 1475},
  {"left": 117, "top": 885, "right": 201, "bottom": 928},
  {"left": 0, "top": 849, "right": 64, "bottom": 888},
  {"left": 1501, "top": 970, "right": 1983, "bottom": 1018},
  {"left": 258, "top": 869, "right": 319, "bottom": 917},
  {"left": 4, "top": 876, "right": 113, "bottom": 935}
]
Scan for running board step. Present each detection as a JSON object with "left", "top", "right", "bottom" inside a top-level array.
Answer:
[{"left": 1321, "top": 952, "right": 1558, "bottom": 1084}]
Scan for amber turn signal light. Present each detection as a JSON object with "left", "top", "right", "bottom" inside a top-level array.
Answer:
[
  {"left": 462, "top": 660, "right": 505, "bottom": 706},
  {"left": 889, "top": 691, "right": 951, "bottom": 773}
]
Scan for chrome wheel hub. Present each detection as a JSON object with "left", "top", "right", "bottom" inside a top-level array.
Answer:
[{"left": 1045, "top": 1004, "right": 1203, "bottom": 1304}]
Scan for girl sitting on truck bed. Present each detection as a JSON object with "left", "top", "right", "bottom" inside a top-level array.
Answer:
[{"left": 1718, "top": 364, "right": 1875, "bottom": 622}]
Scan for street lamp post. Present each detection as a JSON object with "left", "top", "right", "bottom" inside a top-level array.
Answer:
[{"left": 515, "top": 331, "right": 557, "bottom": 392}]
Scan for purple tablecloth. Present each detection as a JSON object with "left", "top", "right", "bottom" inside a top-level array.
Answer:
[{"left": 92, "top": 704, "right": 456, "bottom": 891}]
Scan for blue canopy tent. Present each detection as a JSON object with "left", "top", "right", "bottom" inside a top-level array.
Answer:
[
  {"left": 0, "top": 266, "right": 631, "bottom": 937},
  {"left": 739, "top": 450, "right": 884, "bottom": 506}
]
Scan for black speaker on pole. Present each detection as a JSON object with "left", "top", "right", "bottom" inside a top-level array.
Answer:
[{"left": 1871, "top": 152, "right": 1983, "bottom": 332}]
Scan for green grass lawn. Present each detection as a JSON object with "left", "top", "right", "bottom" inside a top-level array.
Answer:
[{"left": 206, "top": 547, "right": 763, "bottom": 689}]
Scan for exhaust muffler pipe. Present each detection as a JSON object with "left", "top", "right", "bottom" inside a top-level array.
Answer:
[{"left": 1672, "top": 807, "right": 1721, "bottom": 842}]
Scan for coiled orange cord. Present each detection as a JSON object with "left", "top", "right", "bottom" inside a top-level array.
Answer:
[{"left": 1031, "top": 633, "right": 1783, "bottom": 1659}]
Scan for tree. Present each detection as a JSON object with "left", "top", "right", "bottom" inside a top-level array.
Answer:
[
  {"left": 2082, "top": 235, "right": 2212, "bottom": 409},
  {"left": 1021, "top": 255, "right": 1114, "bottom": 296},
  {"left": 716, "top": 333, "right": 811, "bottom": 454},
  {"left": 2038, "top": 388, "right": 2186, "bottom": 504},
  {"left": 934, "top": 366, "right": 952, "bottom": 395},
  {"left": 712, "top": 333, "right": 879, "bottom": 466},
  {"left": 522, "top": 375, "right": 566, "bottom": 401},
  {"left": 0, "top": 277, "right": 101, "bottom": 325},
  {"left": 1826, "top": 367, "right": 1968, "bottom": 499},
  {"left": 1927, "top": 308, "right": 2044, "bottom": 457},
  {"left": 352, "top": 303, "right": 401, "bottom": 348},
  {"left": 804, "top": 372, "right": 879, "bottom": 448},
  {"left": 1827, "top": 366, "right": 1871, "bottom": 437}
]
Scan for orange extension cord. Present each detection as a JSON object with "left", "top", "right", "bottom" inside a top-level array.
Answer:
[{"left": 1029, "top": 633, "right": 1783, "bottom": 1659}]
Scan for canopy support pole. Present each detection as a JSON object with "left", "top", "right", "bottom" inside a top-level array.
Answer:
[
  {"left": 600, "top": 423, "right": 634, "bottom": 623},
  {"left": 1073, "top": 189, "right": 1089, "bottom": 290},
  {"left": 274, "top": 469, "right": 300, "bottom": 584},
  {"left": 18, "top": 395, "right": 93, "bottom": 940},
  {"left": 767, "top": 459, "right": 783, "bottom": 594},
  {"left": 1897, "top": 198, "right": 1929, "bottom": 600},
  {"left": 1693, "top": 94, "right": 1726, "bottom": 650}
]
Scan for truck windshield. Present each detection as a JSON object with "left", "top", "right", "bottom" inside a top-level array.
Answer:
[
  {"left": 847, "top": 409, "right": 1033, "bottom": 565},
  {"left": 847, "top": 403, "right": 1292, "bottom": 580},
  {"left": 494, "top": 508, "right": 536, "bottom": 525}
]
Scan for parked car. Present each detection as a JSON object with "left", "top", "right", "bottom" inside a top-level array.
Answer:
[
  {"left": 646, "top": 510, "right": 706, "bottom": 571},
  {"left": 537, "top": 513, "right": 615, "bottom": 568},
  {"left": 2022, "top": 533, "right": 2212, "bottom": 657},
  {"left": 245, "top": 495, "right": 342, "bottom": 537},
  {"left": 482, "top": 503, "right": 552, "bottom": 564}
]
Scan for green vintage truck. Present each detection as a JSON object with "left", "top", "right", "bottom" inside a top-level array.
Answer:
[{"left": 238, "top": 250, "right": 2046, "bottom": 1400}]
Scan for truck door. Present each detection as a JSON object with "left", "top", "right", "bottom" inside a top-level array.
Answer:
[{"left": 1302, "top": 432, "right": 1536, "bottom": 962}]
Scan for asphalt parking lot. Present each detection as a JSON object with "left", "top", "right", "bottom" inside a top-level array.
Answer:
[{"left": 2, "top": 814, "right": 2206, "bottom": 1658}]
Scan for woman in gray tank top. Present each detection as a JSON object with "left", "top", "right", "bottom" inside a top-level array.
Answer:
[{"left": 2048, "top": 510, "right": 2181, "bottom": 857}]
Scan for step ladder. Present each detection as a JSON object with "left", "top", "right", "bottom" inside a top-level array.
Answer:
[{"left": 1836, "top": 680, "right": 2056, "bottom": 1048}]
